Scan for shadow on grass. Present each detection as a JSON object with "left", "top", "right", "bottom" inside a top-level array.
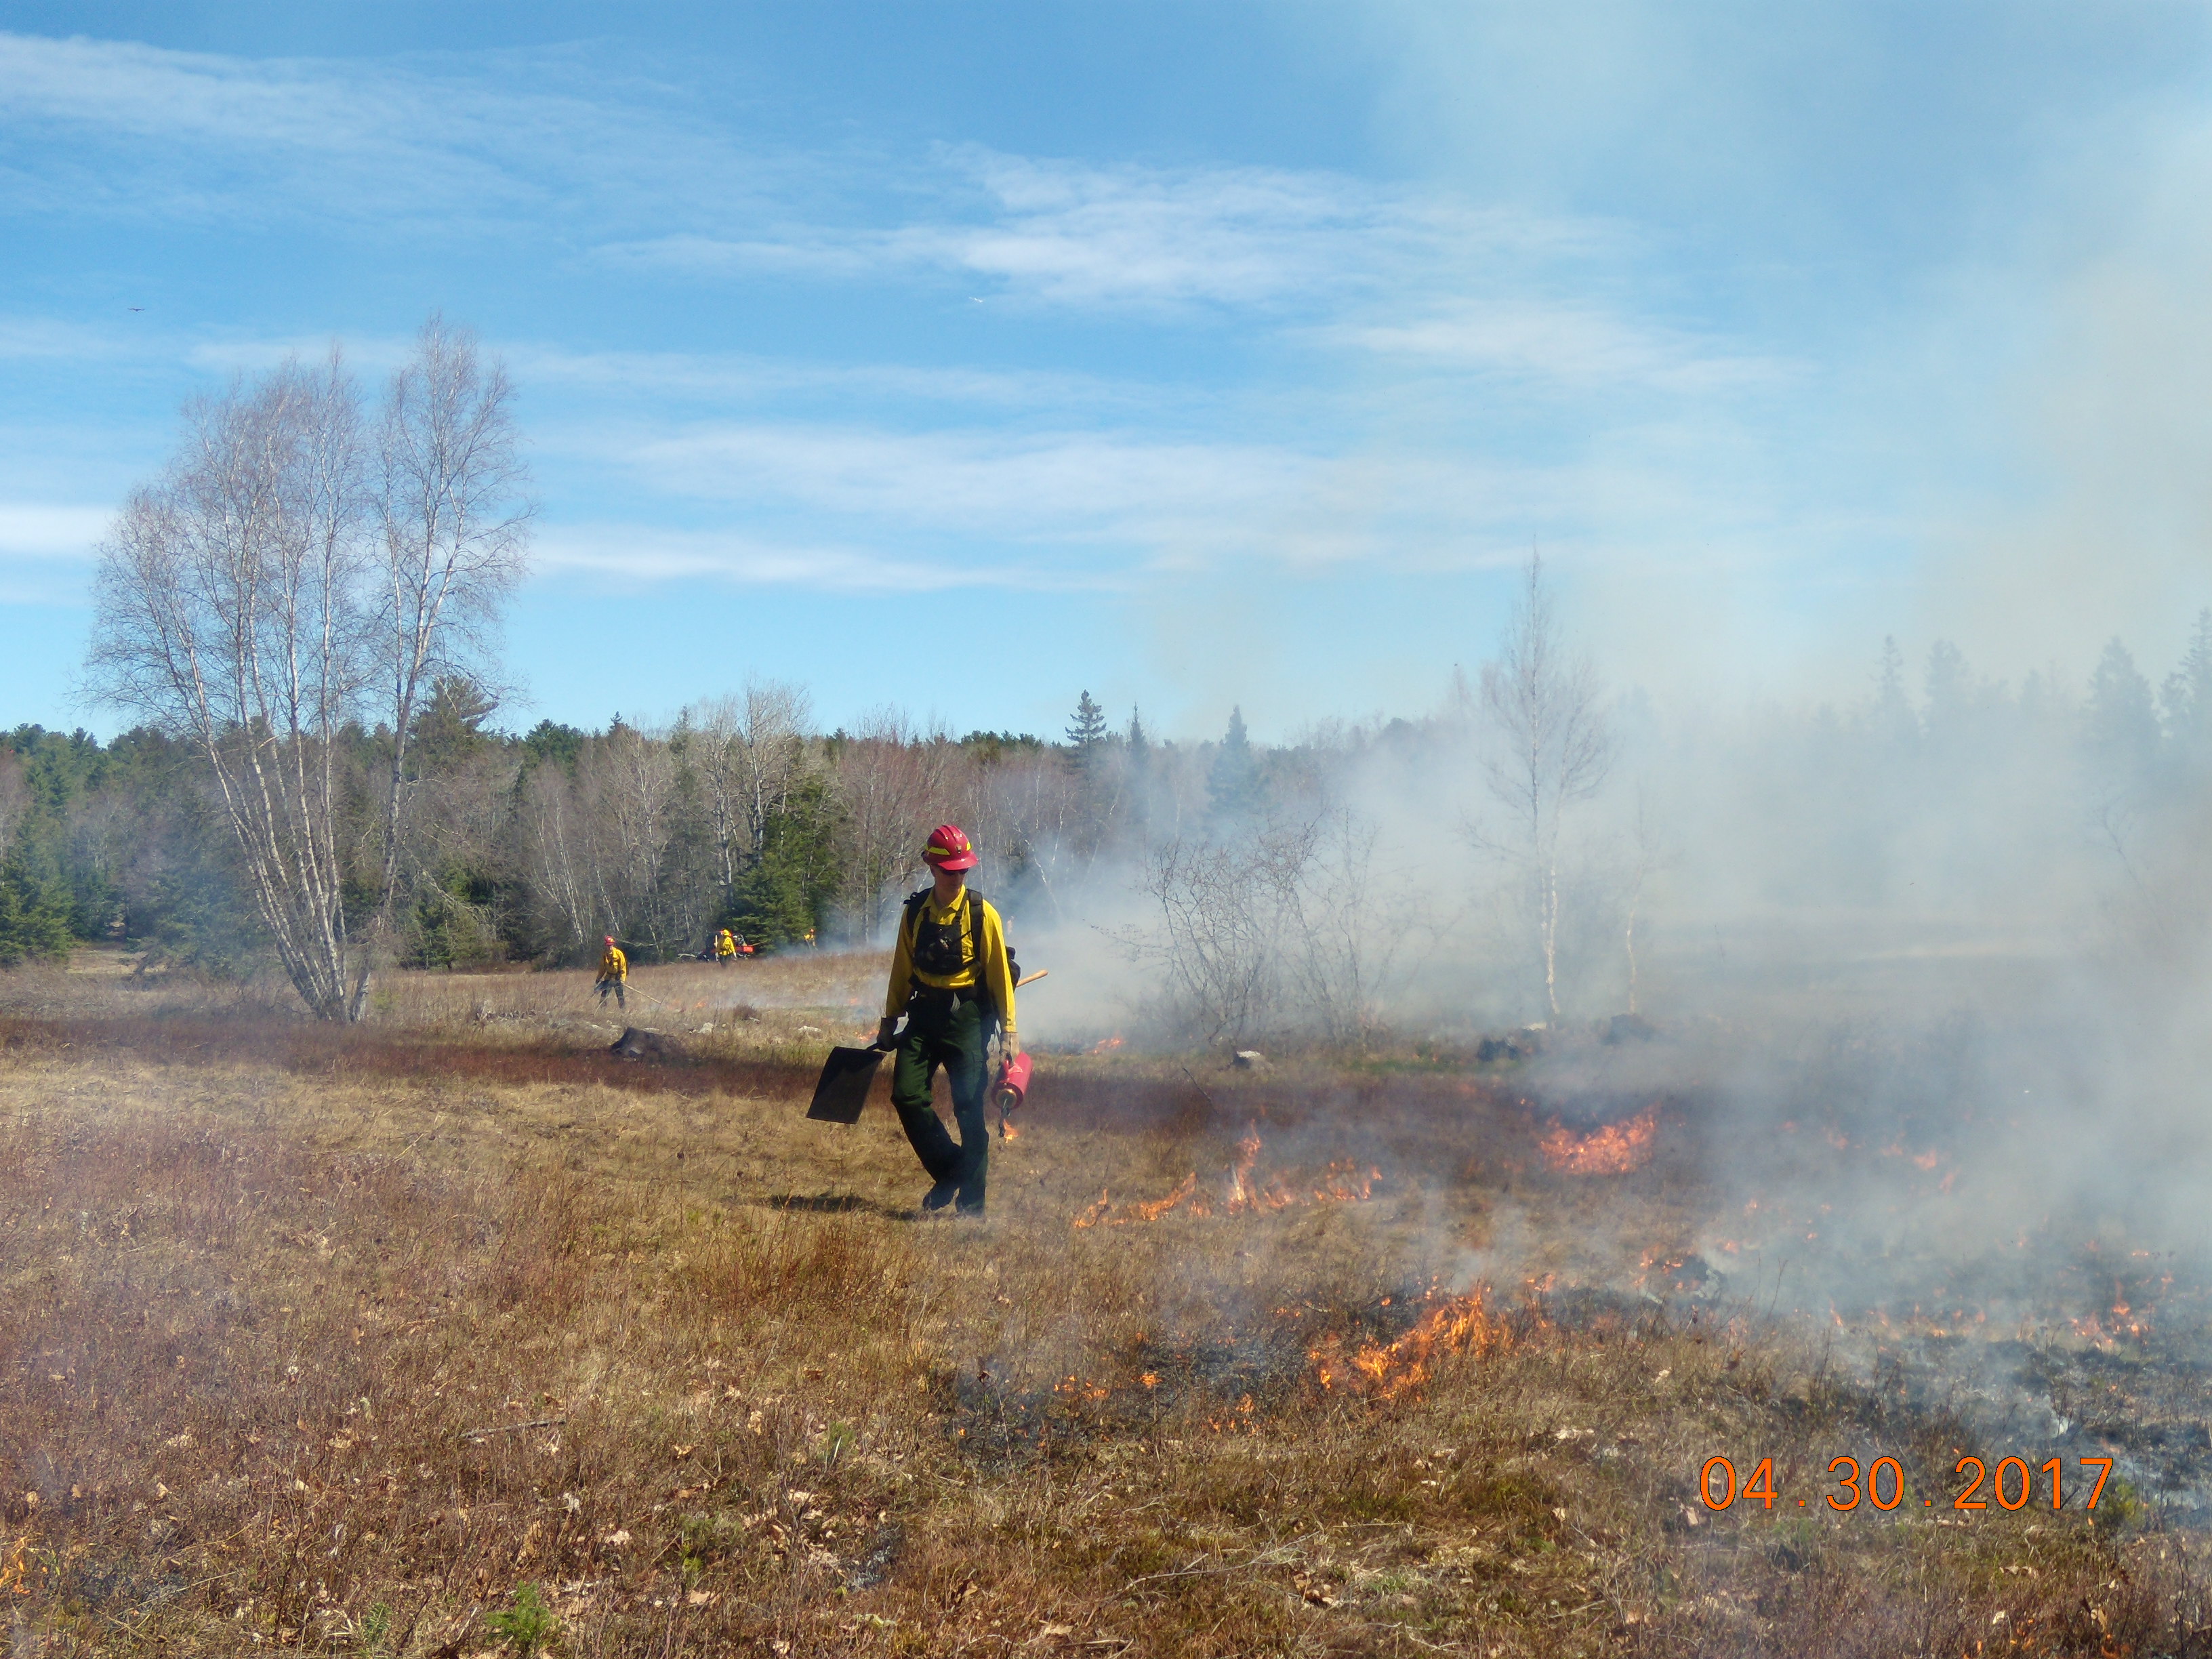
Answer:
[{"left": 764, "top": 1191, "right": 910, "bottom": 1220}]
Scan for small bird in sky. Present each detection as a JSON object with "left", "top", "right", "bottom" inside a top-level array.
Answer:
[{"left": 128, "top": 306, "right": 143, "bottom": 312}]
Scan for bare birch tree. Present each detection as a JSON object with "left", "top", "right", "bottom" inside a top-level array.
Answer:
[
  {"left": 830, "top": 711, "right": 956, "bottom": 935},
  {"left": 88, "top": 316, "right": 528, "bottom": 1019},
  {"left": 87, "top": 356, "right": 369, "bottom": 1017},
  {"left": 355, "top": 316, "right": 531, "bottom": 1015},
  {"left": 1477, "top": 553, "right": 1611, "bottom": 1021},
  {"left": 515, "top": 760, "right": 591, "bottom": 955},
  {"left": 684, "top": 680, "right": 814, "bottom": 898}
]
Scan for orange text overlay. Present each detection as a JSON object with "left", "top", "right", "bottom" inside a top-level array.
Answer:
[{"left": 1698, "top": 1455, "right": 2115, "bottom": 1514}]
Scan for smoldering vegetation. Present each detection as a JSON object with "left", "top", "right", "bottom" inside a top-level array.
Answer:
[{"left": 9, "top": 1005, "right": 2212, "bottom": 1657}]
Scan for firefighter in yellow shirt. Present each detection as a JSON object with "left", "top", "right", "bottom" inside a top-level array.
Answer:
[
  {"left": 714, "top": 927, "right": 737, "bottom": 965},
  {"left": 876, "top": 824, "right": 1017, "bottom": 1216},
  {"left": 596, "top": 936, "right": 627, "bottom": 1009}
]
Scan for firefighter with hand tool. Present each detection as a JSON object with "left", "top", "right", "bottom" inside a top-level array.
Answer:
[
  {"left": 596, "top": 935, "right": 628, "bottom": 1009},
  {"left": 877, "top": 824, "right": 1018, "bottom": 1217}
]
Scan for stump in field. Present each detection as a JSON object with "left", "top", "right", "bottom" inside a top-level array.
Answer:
[{"left": 609, "top": 1027, "right": 685, "bottom": 1063}]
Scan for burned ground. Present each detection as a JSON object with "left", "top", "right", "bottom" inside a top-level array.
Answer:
[{"left": 2, "top": 958, "right": 2211, "bottom": 1655}]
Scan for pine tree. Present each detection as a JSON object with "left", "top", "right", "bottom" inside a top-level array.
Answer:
[{"left": 1065, "top": 691, "right": 1108, "bottom": 752}]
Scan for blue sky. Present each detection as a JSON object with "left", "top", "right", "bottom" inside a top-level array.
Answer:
[{"left": 7, "top": 2, "right": 2212, "bottom": 740}]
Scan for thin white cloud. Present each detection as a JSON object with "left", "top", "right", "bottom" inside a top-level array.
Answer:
[
  {"left": 552, "top": 415, "right": 1738, "bottom": 588},
  {"left": 600, "top": 147, "right": 1614, "bottom": 316},
  {"left": 1324, "top": 298, "right": 1797, "bottom": 392},
  {"left": 167, "top": 331, "right": 1162, "bottom": 411},
  {"left": 0, "top": 315, "right": 146, "bottom": 361},
  {"left": 1, "top": 32, "right": 1760, "bottom": 403},
  {"left": 0, "top": 31, "right": 784, "bottom": 232},
  {"left": 506, "top": 344, "right": 1170, "bottom": 414},
  {"left": 532, "top": 527, "right": 1112, "bottom": 594},
  {"left": 0, "top": 502, "right": 108, "bottom": 559},
  {"left": 614, "top": 422, "right": 1309, "bottom": 546}
]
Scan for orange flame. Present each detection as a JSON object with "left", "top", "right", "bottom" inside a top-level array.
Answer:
[
  {"left": 2072, "top": 1288, "right": 2154, "bottom": 1349},
  {"left": 1311, "top": 1288, "right": 1517, "bottom": 1402},
  {"left": 1127, "top": 1173, "right": 1200, "bottom": 1222},
  {"left": 1537, "top": 1105, "right": 1660, "bottom": 1174},
  {"left": 1089, "top": 1034, "right": 1125, "bottom": 1055},
  {"left": 1225, "top": 1127, "right": 1263, "bottom": 1211},
  {"left": 1311, "top": 1159, "right": 1380, "bottom": 1204},
  {"left": 1069, "top": 1128, "right": 1385, "bottom": 1227},
  {"left": 0, "top": 1531, "right": 33, "bottom": 1597}
]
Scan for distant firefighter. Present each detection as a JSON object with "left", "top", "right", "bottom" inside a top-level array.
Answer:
[
  {"left": 714, "top": 927, "right": 737, "bottom": 965},
  {"left": 596, "top": 936, "right": 628, "bottom": 1008}
]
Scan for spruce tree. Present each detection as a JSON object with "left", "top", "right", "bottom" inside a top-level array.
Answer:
[
  {"left": 2161, "top": 609, "right": 2212, "bottom": 764},
  {"left": 1207, "top": 706, "right": 1260, "bottom": 821},
  {"left": 1125, "top": 708, "right": 1152, "bottom": 841},
  {"left": 2085, "top": 638, "right": 2159, "bottom": 781}
]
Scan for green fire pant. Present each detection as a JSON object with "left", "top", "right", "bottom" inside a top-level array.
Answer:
[{"left": 890, "top": 995, "right": 989, "bottom": 1212}]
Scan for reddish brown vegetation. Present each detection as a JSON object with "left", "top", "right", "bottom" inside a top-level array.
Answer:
[{"left": 1, "top": 1002, "right": 2208, "bottom": 1656}]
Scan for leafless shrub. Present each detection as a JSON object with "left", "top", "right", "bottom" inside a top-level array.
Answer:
[{"left": 1126, "top": 808, "right": 1408, "bottom": 1048}]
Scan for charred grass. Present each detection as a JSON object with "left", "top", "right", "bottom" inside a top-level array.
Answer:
[{"left": 1, "top": 1015, "right": 2209, "bottom": 1655}]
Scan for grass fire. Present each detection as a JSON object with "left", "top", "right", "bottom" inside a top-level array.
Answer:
[{"left": 7, "top": 951, "right": 2212, "bottom": 1657}]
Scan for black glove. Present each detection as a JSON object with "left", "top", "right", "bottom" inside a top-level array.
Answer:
[{"left": 876, "top": 1017, "right": 900, "bottom": 1050}]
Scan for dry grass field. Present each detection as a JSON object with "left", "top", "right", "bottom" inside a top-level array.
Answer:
[{"left": 1, "top": 953, "right": 2207, "bottom": 1656}]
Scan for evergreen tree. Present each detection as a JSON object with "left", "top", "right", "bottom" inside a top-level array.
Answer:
[
  {"left": 520, "top": 719, "right": 587, "bottom": 771},
  {"left": 1208, "top": 706, "right": 1261, "bottom": 822},
  {"left": 730, "top": 774, "right": 844, "bottom": 946},
  {"left": 2161, "top": 609, "right": 2212, "bottom": 768},
  {"left": 1125, "top": 708, "right": 1152, "bottom": 842},
  {"left": 1065, "top": 691, "right": 1108, "bottom": 753},
  {"left": 1871, "top": 636, "right": 1917, "bottom": 752},
  {"left": 2085, "top": 637, "right": 2159, "bottom": 781},
  {"left": 1922, "top": 640, "right": 1973, "bottom": 756},
  {"left": 0, "top": 854, "right": 73, "bottom": 966},
  {"left": 410, "top": 676, "right": 499, "bottom": 773}
]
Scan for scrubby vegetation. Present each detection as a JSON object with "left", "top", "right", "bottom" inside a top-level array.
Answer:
[{"left": 1, "top": 956, "right": 2205, "bottom": 1656}]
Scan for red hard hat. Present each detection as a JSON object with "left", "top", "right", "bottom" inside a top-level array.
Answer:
[
  {"left": 604, "top": 935, "right": 615, "bottom": 945},
  {"left": 923, "top": 823, "right": 978, "bottom": 871}
]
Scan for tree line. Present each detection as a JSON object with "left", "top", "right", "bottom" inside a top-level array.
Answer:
[
  {"left": 0, "top": 684, "right": 1273, "bottom": 976},
  {"left": 17, "top": 314, "right": 2212, "bottom": 1036},
  {"left": 7, "top": 602, "right": 2211, "bottom": 1034}
]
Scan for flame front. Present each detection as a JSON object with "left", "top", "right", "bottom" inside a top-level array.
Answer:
[
  {"left": 1538, "top": 1105, "right": 1660, "bottom": 1174},
  {"left": 0, "top": 1531, "right": 33, "bottom": 1598},
  {"left": 1069, "top": 1127, "right": 1382, "bottom": 1227},
  {"left": 1311, "top": 1288, "right": 1515, "bottom": 1402},
  {"left": 1226, "top": 1128, "right": 1262, "bottom": 1210}
]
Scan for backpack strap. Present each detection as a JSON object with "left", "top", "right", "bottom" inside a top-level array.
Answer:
[{"left": 965, "top": 890, "right": 998, "bottom": 1030}]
